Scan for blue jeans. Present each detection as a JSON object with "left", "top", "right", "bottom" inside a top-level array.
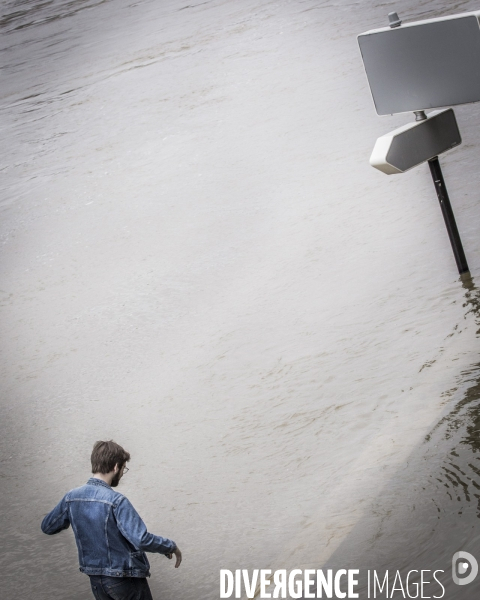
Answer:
[{"left": 89, "top": 576, "right": 154, "bottom": 600}]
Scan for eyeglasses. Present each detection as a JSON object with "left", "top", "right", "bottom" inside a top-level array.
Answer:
[{"left": 123, "top": 466, "right": 129, "bottom": 474}]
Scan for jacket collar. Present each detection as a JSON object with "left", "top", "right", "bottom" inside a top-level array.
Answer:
[{"left": 87, "top": 477, "right": 111, "bottom": 489}]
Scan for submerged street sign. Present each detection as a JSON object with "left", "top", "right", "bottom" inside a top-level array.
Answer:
[
  {"left": 357, "top": 11, "right": 474, "bottom": 276},
  {"left": 370, "top": 109, "right": 461, "bottom": 174},
  {"left": 358, "top": 11, "right": 480, "bottom": 115}
]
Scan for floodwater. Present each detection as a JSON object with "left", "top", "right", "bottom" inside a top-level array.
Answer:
[{"left": 1, "top": 0, "right": 480, "bottom": 598}]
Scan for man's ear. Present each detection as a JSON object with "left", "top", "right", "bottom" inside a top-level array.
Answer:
[{"left": 113, "top": 463, "right": 120, "bottom": 474}]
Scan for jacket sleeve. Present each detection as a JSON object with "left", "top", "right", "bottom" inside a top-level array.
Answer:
[
  {"left": 114, "top": 496, "right": 176, "bottom": 555},
  {"left": 41, "top": 495, "right": 70, "bottom": 535}
]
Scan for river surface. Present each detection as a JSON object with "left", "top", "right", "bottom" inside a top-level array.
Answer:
[{"left": 2, "top": 0, "right": 480, "bottom": 598}]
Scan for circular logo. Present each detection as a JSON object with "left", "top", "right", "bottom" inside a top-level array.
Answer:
[{"left": 452, "top": 551, "right": 478, "bottom": 586}]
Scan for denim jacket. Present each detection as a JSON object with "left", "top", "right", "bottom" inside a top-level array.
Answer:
[{"left": 41, "top": 478, "right": 176, "bottom": 577}]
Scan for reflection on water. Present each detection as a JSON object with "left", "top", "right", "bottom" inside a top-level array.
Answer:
[
  {"left": 463, "top": 276, "right": 480, "bottom": 335},
  {"left": 322, "top": 278, "right": 480, "bottom": 599},
  {"left": 424, "top": 277, "right": 480, "bottom": 523},
  {"left": 432, "top": 365, "right": 480, "bottom": 518}
]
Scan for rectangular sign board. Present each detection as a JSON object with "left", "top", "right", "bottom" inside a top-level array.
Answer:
[{"left": 358, "top": 12, "right": 480, "bottom": 115}]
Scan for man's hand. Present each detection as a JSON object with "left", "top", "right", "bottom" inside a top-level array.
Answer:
[{"left": 166, "top": 546, "right": 182, "bottom": 568}]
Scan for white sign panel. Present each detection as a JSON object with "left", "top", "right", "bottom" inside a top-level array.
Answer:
[
  {"left": 370, "top": 109, "right": 461, "bottom": 174},
  {"left": 358, "top": 12, "right": 480, "bottom": 115}
]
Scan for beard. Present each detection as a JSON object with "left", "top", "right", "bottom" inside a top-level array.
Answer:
[{"left": 111, "top": 470, "right": 122, "bottom": 487}]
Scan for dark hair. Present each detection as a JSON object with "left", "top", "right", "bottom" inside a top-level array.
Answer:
[{"left": 91, "top": 440, "right": 130, "bottom": 474}]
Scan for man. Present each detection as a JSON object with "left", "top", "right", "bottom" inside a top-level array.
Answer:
[{"left": 41, "top": 440, "right": 182, "bottom": 600}]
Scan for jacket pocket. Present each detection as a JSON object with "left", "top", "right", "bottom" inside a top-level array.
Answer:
[{"left": 129, "top": 551, "right": 150, "bottom": 571}]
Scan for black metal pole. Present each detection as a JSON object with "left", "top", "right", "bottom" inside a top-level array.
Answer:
[{"left": 428, "top": 156, "right": 469, "bottom": 275}]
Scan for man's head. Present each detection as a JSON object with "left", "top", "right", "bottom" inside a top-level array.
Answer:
[{"left": 91, "top": 440, "right": 130, "bottom": 487}]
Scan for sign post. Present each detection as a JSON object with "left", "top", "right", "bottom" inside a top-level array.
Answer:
[
  {"left": 428, "top": 156, "right": 469, "bottom": 274},
  {"left": 357, "top": 10, "right": 480, "bottom": 276}
]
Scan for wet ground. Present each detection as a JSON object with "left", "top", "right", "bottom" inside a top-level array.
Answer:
[{"left": 1, "top": 0, "right": 480, "bottom": 598}]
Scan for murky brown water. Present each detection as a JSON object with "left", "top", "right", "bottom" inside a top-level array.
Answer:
[{"left": 2, "top": 0, "right": 480, "bottom": 598}]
